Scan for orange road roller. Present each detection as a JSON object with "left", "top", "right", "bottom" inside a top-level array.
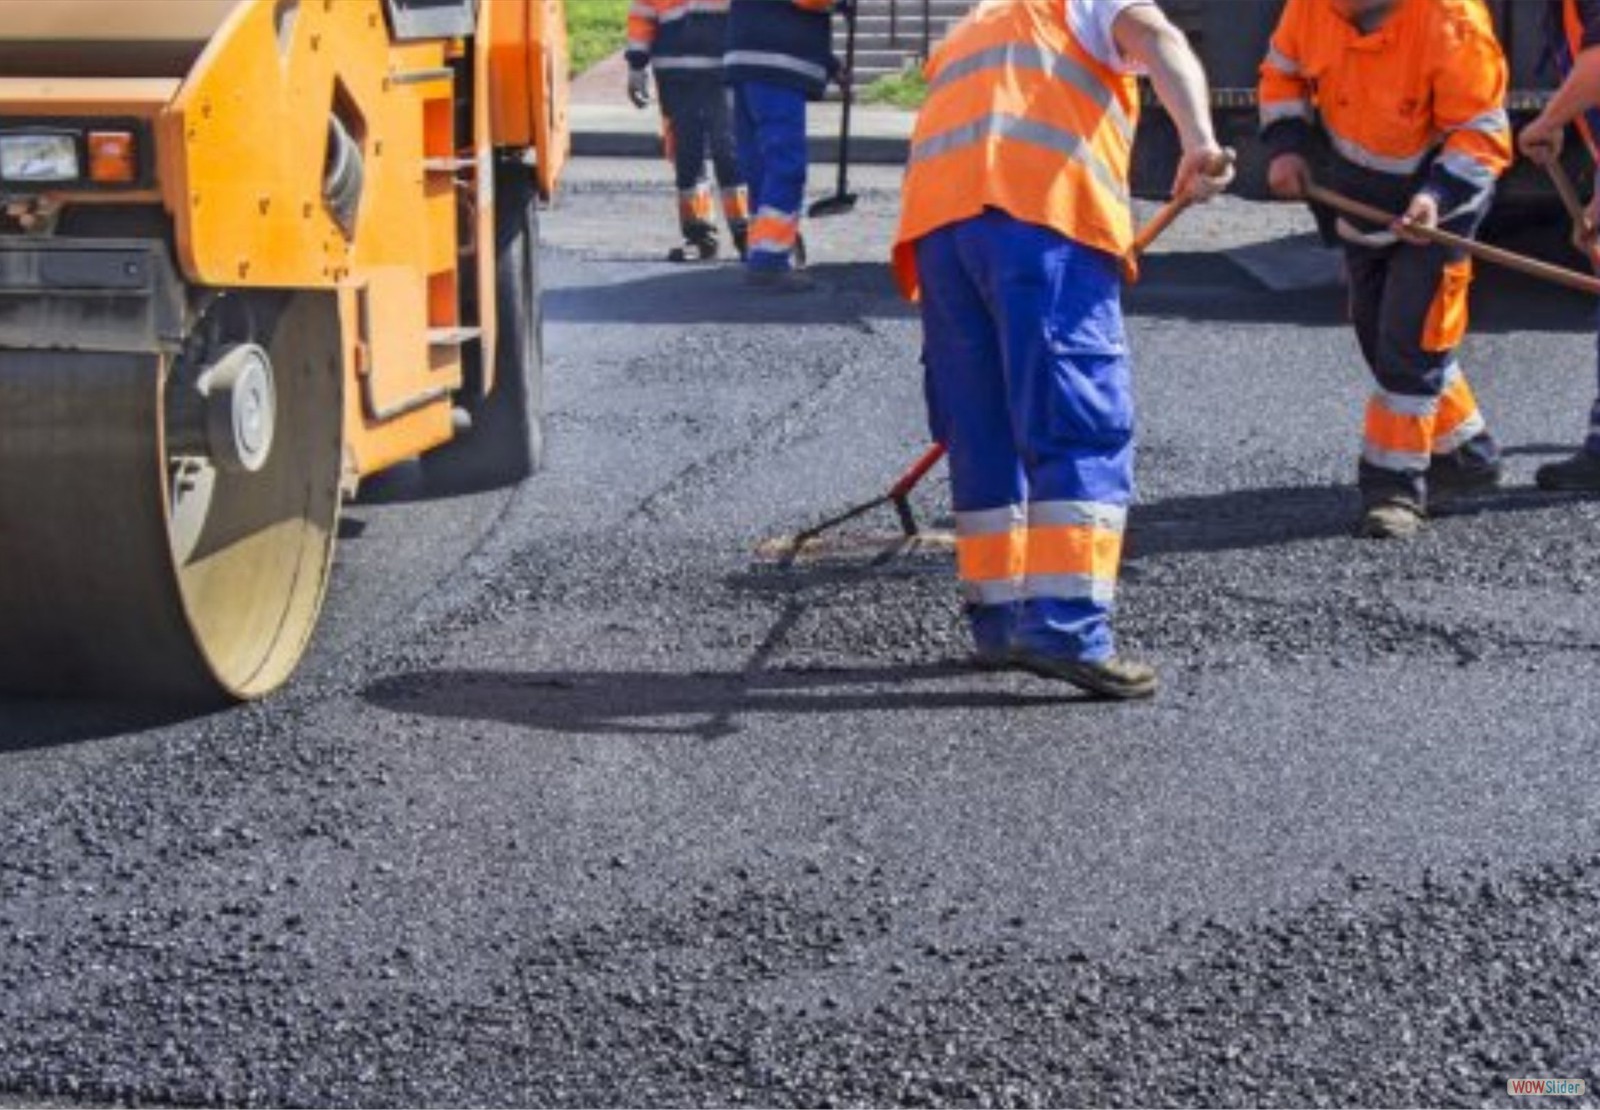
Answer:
[{"left": 0, "top": 0, "right": 569, "bottom": 701}]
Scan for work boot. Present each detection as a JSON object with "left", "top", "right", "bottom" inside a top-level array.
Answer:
[
  {"left": 745, "top": 267, "right": 816, "bottom": 293},
  {"left": 1536, "top": 449, "right": 1600, "bottom": 492},
  {"left": 1013, "top": 652, "right": 1159, "bottom": 701},
  {"left": 1427, "top": 456, "right": 1502, "bottom": 504},
  {"left": 1356, "top": 499, "right": 1427, "bottom": 540},
  {"left": 666, "top": 232, "right": 719, "bottom": 264},
  {"left": 730, "top": 222, "right": 750, "bottom": 261}
]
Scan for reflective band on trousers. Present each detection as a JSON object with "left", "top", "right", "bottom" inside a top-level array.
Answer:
[
  {"left": 750, "top": 206, "right": 798, "bottom": 255},
  {"left": 954, "top": 501, "right": 1125, "bottom": 607},
  {"left": 725, "top": 50, "right": 827, "bottom": 83},
  {"left": 956, "top": 504, "right": 1025, "bottom": 606},
  {"left": 911, "top": 113, "right": 1131, "bottom": 208},
  {"left": 1433, "top": 365, "right": 1487, "bottom": 454},
  {"left": 927, "top": 42, "right": 1134, "bottom": 144}
]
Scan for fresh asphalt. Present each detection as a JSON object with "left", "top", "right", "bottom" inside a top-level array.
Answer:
[{"left": 1, "top": 161, "right": 1598, "bottom": 1107}]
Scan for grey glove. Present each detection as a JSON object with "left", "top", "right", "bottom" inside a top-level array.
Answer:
[{"left": 627, "top": 67, "right": 652, "bottom": 109}]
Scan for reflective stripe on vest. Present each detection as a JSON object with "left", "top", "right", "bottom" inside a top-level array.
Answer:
[{"left": 891, "top": 0, "right": 1139, "bottom": 300}]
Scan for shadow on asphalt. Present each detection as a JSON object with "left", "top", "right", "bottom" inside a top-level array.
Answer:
[
  {"left": 547, "top": 247, "right": 1592, "bottom": 336},
  {"left": 544, "top": 262, "right": 914, "bottom": 327},
  {"left": 363, "top": 663, "right": 1085, "bottom": 740},
  {"left": 0, "top": 699, "right": 207, "bottom": 753},
  {"left": 1128, "top": 250, "right": 1594, "bottom": 334},
  {"left": 1130, "top": 483, "right": 1590, "bottom": 557}
]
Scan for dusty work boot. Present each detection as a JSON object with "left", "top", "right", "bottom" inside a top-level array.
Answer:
[
  {"left": 1536, "top": 449, "right": 1600, "bottom": 492},
  {"left": 745, "top": 267, "right": 815, "bottom": 293},
  {"left": 666, "top": 232, "right": 719, "bottom": 264},
  {"left": 1427, "top": 455, "right": 1502, "bottom": 504},
  {"left": 1356, "top": 499, "right": 1427, "bottom": 540},
  {"left": 1013, "top": 652, "right": 1159, "bottom": 701}
]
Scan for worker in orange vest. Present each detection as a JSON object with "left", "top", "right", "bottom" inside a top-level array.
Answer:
[
  {"left": 626, "top": 0, "right": 751, "bottom": 262},
  {"left": 1518, "top": 0, "right": 1600, "bottom": 490},
  {"left": 1260, "top": 0, "right": 1513, "bottom": 539},
  {"left": 892, "top": 0, "right": 1233, "bottom": 700}
]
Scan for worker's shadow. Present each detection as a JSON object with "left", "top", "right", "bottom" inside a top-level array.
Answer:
[
  {"left": 1130, "top": 236, "right": 1595, "bottom": 335},
  {"left": 363, "top": 661, "right": 1082, "bottom": 740},
  {"left": 1125, "top": 481, "right": 1590, "bottom": 558},
  {"left": 544, "top": 262, "right": 915, "bottom": 328}
]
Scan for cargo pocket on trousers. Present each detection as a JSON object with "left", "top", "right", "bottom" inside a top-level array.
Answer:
[
  {"left": 1042, "top": 350, "right": 1134, "bottom": 450},
  {"left": 1422, "top": 258, "right": 1473, "bottom": 353}
]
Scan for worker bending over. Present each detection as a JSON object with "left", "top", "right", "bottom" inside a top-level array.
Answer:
[
  {"left": 726, "top": 0, "right": 847, "bottom": 291},
  {"left": 892, "top": 0, "right": 1233, "bottom": 700},
  {"left": 1260, "top": 0, "right": 1513, "bottom": 539},
  {"left": 1518, "top": 0, "right": 1600, "bottom": 491},
  {"left": 627, "top": 0, "right": 751, "bottom": 261}
]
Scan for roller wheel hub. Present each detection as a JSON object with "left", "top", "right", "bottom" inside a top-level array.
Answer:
[{"left": 204, "top": 343, "right": 276, "bottom": 474}]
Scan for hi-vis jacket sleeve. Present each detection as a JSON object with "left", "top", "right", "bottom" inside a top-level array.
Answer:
[
  {"left": 626, "top": 0, "right": 660, "bottom": 69},
  {"left": 792, "top": 0, "right": 837, "bottom": 10},
  {"left": 1424, "top": 12, "right": 1512, "bottom": 212},
  {"left": 1258, "top": 0, "right": 1315, "bottom": 160}
]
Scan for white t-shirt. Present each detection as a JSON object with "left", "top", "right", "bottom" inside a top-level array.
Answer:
[{"left": 1066, "top": 0, "right": 1157, "bottom": 74}]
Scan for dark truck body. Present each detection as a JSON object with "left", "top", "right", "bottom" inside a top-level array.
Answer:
[{"left": 1134, "top": 0, "right": 1574, "bottom": 208}]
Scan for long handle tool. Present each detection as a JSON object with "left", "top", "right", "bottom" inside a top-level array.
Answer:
[
  {"left": 1547, "top": 160, "right": 1600, "bottom": 267},
  {"left": 808, "top": 5, "right": 860, "bottom": 219},
  {"left": 1306, "top": 182, "right": 1600, "bottom": 297}
]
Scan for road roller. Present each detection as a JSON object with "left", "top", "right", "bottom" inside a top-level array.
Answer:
[{"left": 0, "top": 0, "right": 569, "bottom": 701}]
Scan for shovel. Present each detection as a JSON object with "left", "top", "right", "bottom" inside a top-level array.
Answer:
[{"left": 808, "top": 4, "right": 860, "bottom": 219}]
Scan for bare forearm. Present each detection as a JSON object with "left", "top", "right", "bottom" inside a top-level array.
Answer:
[
  {"left": 1537, "top": 48, "right": 1600, "bottom": 131},
  {"left": 1126, "top": 23, "right": 1216, "bottom": 151}
]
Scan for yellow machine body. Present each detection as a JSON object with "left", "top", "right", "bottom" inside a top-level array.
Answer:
[{"left": 0, "top": 0, "right": 569, "bottom": 700}]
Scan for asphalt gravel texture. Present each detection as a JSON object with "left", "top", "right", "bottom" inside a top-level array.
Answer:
[{"left": 3, "top": 161, "right": 1600, "bottom": 1108}]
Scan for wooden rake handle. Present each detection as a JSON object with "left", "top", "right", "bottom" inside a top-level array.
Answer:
[{"left": 1306, "top": 182, "right": 1600, "bottom": 297}]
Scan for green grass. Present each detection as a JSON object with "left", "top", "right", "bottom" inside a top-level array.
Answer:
[
  {"left": 566, "top": 0, "right": 631, "bottom": 75},
  {"left": 860, "top": 64, "right": 928, "bottom": 110}
]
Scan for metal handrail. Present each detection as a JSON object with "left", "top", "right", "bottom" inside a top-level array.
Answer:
[{"left": 886, "top": 0, "right": 934, "bottom": 59}]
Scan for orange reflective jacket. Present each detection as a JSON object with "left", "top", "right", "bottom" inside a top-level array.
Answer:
[
  {"left": 626, "top": 0, "right": 730, "bottom": 73},
  {"left": 891, "top": 0, "right": 1140, "bottom": 299},
  {"left": 1259, "top": 0, "right": 1511, "bottom": 193}
]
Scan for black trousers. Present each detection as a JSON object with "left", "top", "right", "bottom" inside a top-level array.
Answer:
[{"left": 658, "top": 76, "right": 746, "bottom": 239}]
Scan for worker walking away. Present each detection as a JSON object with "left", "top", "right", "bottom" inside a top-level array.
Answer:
[
  {"left": 726, "top": 0, "right": 848, "bottom": 291},
  {"left": 892, "top": 0, "right": 1234, "bottom": 700},
  {"left": 627, "top": 0, "right": 751, "bottom": 262},
  {"left": 1518, "top": 0, "right": 1600, "bottom": 491},
  {"left": 1260, "top": 0, "right": 1513, "bottom": 539}
]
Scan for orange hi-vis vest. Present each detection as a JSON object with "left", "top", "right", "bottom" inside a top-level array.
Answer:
[{"left": 891, "top": 0, "right": 1141, "bottom": 299}]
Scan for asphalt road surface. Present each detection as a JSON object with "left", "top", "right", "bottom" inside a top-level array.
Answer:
[{"left": 3, "top": 161, "right": 1600, "bottom": 1107}]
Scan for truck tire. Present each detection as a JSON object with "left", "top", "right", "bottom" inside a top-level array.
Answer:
[{"left": 423, "top": 159, "right": 545, "bottom": 492}]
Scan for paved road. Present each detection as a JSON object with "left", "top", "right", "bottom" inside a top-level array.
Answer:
[{"left": 2, "top": 162, "right": 1600, "bottom": 1107}]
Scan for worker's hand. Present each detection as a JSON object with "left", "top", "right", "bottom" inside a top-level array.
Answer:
[
  {"left": 1581, "top": 185, "right": 1600, "bottom": 267},
  {"left": 627, "top": 67, "right": 652, "bottom": 110},
  {"left": 1173, "top": 145, "right": 1235, "bottom": 204},
  {"left": 1518, "top": 115, "right": 1566, "bottom": 167},
  {"left": 1394, "top": 192, "right": 1440, "bottom": 246},
  {"left": 1267, "top": 153, "right": 1311, "bottom": 201},
  {"left": 1174, "top": 144, "right": 1236, "bottom": 204}
]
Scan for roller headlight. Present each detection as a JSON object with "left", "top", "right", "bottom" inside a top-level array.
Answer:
[{"left": 0, "top": 133, "right": 80, "bottom": 183}]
